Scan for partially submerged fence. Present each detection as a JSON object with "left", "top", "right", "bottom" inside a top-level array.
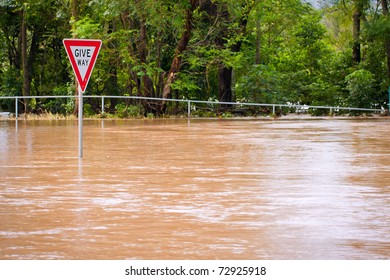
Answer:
[{"left": 0, "top": 95, "right": 385, "bottom": 119}]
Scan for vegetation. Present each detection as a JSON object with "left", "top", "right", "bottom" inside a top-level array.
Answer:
[{"left": 0, "top": 0, "right": 390, "bottom": 117}]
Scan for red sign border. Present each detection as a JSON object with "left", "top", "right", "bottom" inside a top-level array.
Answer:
[{"left": 63, "top": 39, "right": 102, "bottom": 93}]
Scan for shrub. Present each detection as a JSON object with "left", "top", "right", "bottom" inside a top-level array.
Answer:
[
  {"left": 84, "top": 103, "right": 95, "bottom": 117},
  {"left": 345, "top": 69, "right": 377, "bottom": 108},
  {"left": 115, "top": 103, "right": 141, "bottom": 118}
]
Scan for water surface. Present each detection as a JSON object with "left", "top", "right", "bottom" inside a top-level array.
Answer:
[{"left": 0, "top": 119, "right": 389, "bottom": 259}]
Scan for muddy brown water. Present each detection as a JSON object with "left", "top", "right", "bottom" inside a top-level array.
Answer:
[{"left": 0, "top": 118, "right": 389, "bottom": 260}]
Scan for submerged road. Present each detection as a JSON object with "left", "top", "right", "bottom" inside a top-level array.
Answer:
[{"left": 0, "top": 119, "right": 389, "bottom": 259}]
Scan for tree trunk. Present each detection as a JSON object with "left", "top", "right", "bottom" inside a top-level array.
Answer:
[
  {"left": 161, "top": 0, "right": 198, "bottom": 110},
  {"left": 21, "top": 8, "right": 29, "bottom": 114},
  {"left": 217, "top": 3, "right": 251, "bottom": 105},
  {"left": 256, "top": 18, "right": 261, "bottom": 65},
  {"left": 381, "top": 0, "right": 389, "bottom": 14},
  {"left": 139, "top": 20, "right": 154, "bottom": 98},
  {"left": 22, "top": 21, "right": 40, "bottom": 115},
  {"left": 155, "top": 30, "right": 163, "bottom": 98},
  {"left": 71, "top": 0, "right": 79, "bottom": 22},
  {"left": 106, "top": 21, "right": 119, "bottom": 97},
  {"left": 381, "top": 0, "right": 390, "bottom": 79},
  {"left": 352, "top": 7, "right": 362, "bottom": 64},
  {"left": 218, "top": 66, "right": 233, "bottom": 103},
  {"left": 120, "top": 11, "right": 140, "bottom": 97}
]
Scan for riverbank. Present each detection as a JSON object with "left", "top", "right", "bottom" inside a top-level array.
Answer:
[{"left": 1, "top": 112, "right": 388, "bottom": 121}]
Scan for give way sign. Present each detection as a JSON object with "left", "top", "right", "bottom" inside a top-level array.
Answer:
[
  {"left": 63, "top": 39, "right": 102, "bottom": 93},
  {"left": 63, "top": 38, "right": 102, "bottom": 158}
]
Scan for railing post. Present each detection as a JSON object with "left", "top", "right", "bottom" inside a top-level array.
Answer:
[
  {"left": 102, "top": 96, "right": 105, "bottom": 114},
  {"left": 188, "top": 100, "right": 191, "bottom": 119},
  {"left": 15, "top": 97, "right": 18, "bottom": 119},
  {"left": 272, "top": 105, "right": 275, "bottom": 116}
]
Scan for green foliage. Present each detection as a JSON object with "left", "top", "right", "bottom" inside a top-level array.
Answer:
[
  {"left": 235, "top": 64, "right": 279, "bottom": 103},
  {"left": 221, "top": 111, "right": 233, "bottom": 118},
  {"left": 42, "top": 99, "right": 68, "bottom": 115},
  {"left": 115, "top": 103, "right": 127, "bottom": 118},
  {"left": 83, "top": 103, "right": 95, "bottom": 117},
  {"left": 192, "top": 109, "right": 217, "bottom": 118},
  {"left": 0, "top": 0, "right": 388, "bottom": 116},
  {"left": 115, "top": 103, "right": 141, "bottom": 118},
  {"left": 0, "top": 67, "right": 22, "bottom": 111},
  {"left": 72, "top": 16, "right": 101, "bottom": 39},
  {"left": 171, "top": 73, "right": 201, "bottom": 98},
  {"left": 0, "top": 67, "right": 22, "bottom": 97},
  {"left": 294, "top": 14, "right": 326, "bottom": 48},
  {"left": 345, "top": 69, "right": 377, "bottom": 108},
  {"left": 364, "top": 16, "right": 390, "bottom": 42},
  {"left": 146, "top": 112, "right": 154, "bottom": 119}
]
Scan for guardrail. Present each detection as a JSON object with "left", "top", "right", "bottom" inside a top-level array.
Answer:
[{"left": 0, "top": 95, "right": 385, "bottom": 119}]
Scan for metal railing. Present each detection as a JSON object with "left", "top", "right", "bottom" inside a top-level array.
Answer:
[{"left": 0, "top": 95, "right": 385, "bottom": 119}]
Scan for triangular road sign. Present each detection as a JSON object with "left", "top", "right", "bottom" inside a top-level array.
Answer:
[{"left": 63, "top": 39, "right": 102, "bottom": 93}]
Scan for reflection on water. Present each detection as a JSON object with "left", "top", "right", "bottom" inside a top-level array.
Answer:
[{"left": 0, "top": 119, "right": 390, "bottom": 259}]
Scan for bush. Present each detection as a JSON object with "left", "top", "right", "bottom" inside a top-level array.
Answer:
[
  {"left": 84, "top": 103, "right": 95, "bottom": 117},
  {"left": 115, "top": 103, "right": 141, "bottom": 118},
  {"left": 0, "top": 67, "right": 22, "bottom": 112},
  {"left": 345, "top": 69, "right": 377, "bottom": 108},
  {"left": 42, "top": 99, "right": 68, "bottom": 115}
]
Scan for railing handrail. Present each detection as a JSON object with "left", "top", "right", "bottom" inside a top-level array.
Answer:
[{"left": 0, "top": 95, "right": 384, "bottom": 119}]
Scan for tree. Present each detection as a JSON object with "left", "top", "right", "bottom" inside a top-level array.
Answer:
[
  {"left": 217, "top": 1, "right": 254, "bottom": 105},
  {"left": 330, "top": 0, "right": 369, "bottom": 64},
  {"left": 0, "top": 1, "right": 23, "bottom": 107},
  {"left": 162, "top": 0, "right": 199, "bottom": 110},
  {"left": 0, "top": 0, "right": 387, "bottom": 116},
  {"left": 351, "top": 0, "right": 367, "bottom": 64},
  {"left": 381, "top": 0, "right": 390, "bottom": 79},
  {"left": 345, "top": 69, "right": 378, "bottom": 108},
  {"left": 21, "top": 3, "right": 29, "bottom": 113}
]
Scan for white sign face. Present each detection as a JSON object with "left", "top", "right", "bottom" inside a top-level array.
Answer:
[{"left": 69, "top": 46, "right": 96, "bottom": 81}]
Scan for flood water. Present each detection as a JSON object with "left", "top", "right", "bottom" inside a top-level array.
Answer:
[{"left": 0, "top": 118, "right": 390, "bottom": 260}]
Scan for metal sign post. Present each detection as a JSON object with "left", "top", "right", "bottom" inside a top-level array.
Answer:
[
  {"left": 63, "top": 39, "right": 102, "bottom": 158},
  {"left": 78, "top": 86, "right": 83, "bottom": 158}
]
